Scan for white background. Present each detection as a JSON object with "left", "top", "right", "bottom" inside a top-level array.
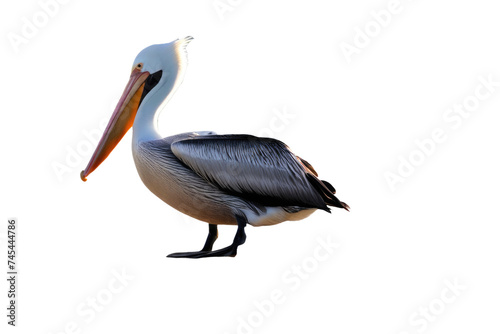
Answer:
[{"left": 1, "top": 0, "right": 500, "bottom": 333}]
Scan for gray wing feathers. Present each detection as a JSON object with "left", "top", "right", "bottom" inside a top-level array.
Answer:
[{"left": 171, "top": 135, "right": 327, "bottom": 209}]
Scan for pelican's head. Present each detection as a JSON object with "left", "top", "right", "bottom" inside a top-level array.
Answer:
[{"left": 80, "top": 36, "right": 193, "bottom": 182}]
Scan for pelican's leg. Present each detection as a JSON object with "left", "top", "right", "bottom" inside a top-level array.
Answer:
[
  {"left": 167, "top": 215, "right": 247, "bottom": 259},
  {"left": 201, "top": 224, "right": 218, "bottom": 251}
]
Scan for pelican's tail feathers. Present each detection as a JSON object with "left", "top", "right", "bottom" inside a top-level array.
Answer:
[{"left": 306, "top": 174, "right": 349, "bottom": 212}]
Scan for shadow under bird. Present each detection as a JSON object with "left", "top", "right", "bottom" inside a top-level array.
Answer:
[{"left": 81, "top": 36, "right": 349, "bottom": 258}]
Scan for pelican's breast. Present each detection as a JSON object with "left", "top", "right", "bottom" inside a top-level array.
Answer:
[{"left": 132, "top": 136, "right": 252, "bottom": 226}]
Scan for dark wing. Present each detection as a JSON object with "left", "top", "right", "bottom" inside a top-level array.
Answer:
[{"left": 171, "top": 134, "right": 342, "bottom": 211}]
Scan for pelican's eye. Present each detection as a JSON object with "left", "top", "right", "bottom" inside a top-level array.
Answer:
[{"left": 134, "top": 63, "right": 144, "bottom": 71}]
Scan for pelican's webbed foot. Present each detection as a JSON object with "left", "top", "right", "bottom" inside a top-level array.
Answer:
[{"left": 167, "top": 215, "right": 247, "bottom": 258}]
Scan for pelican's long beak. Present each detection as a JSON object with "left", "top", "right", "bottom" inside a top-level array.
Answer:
[{"left": 80, "top": 68, "right": 150, "bottom": 181}]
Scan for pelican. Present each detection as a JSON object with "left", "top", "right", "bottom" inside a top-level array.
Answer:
[{"left": 81, "top": 36, "right": 349, "bottom": 258}]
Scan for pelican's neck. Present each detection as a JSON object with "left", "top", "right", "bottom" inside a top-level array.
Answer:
[
  {"left": 132, "top": 69, "right": 181, "bottom": 144},
  {"left": 132, "top": 38, "right": 192, "bottom": 144}
]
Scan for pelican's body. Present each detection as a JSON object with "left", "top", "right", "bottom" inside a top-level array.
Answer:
[
  {"left": 81, "top": 37, "right": 348, "bottom": 258},
  {"left": 133, "top": 132, "right": 317, "bottom": 227}
]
